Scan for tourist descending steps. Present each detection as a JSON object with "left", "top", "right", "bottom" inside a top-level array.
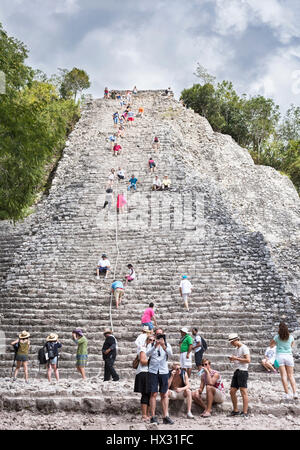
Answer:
[
  {"left": 97, "top": 254, "right": 111, "bottom": 279},
  {"left": 134, "top": 334, "right": 153, "bottom": 421},
  {"left": 102, "top": 188, "right": 114, "bottom": 210},
  {"left": 179, "top": 275, "right": 192, "bottom": 311},
  {"left": 228, "top": 333, "right": 251, "bottom": 418},
  {"left": 128, "top": 174, "right": 138, "bottom": 191},
  {"left": 113, "top": 142, "right": 122, "bottom": 157},
  {"left": 44, "top": 333, "right": 62, "bottom": 383},
  {"left": 127, "top": 110, "right": 135, "bottom": 127},
  {"left": 108, "top": 168, "right": 116, "bottom": 186},
  {"left": 168, "top": 362, "right": 194, "bottom": 419},
  {"left": 111, "top": 280, "right": 125, "bottom": 309},
  {"left": 141, "top": 302, "right": 158, "bottom": 331},
  {"left": 152, "top": 136, "right": 160, "bottom": 152},
  {"left": 102, "top": 328, "right": 119, "bottom": 382},
  {"left": 192, "top": 358, "right": 226, "bottom": 418},
  {"left": 72, "top": 329, "right": 88, "bottom": 380},
  {"left": 161, "top": 175, "right": 171, "bottom": 190},
  {"left": 132, "top": 85, "right": 138, "bottom": 95},
  {"left": 179, "top": 327, "right": 193, "bottom": 378},
  {"left": 117, "top": 125, "right": 125, "bottom": 139},
  {"left": 11, "top": 330, "right": 30, "bottom": 383},
  {"left": 117, "top": 192, "right": 127, "bottom": 214},
  {"left": 270, "top": 322, "right": 298, "bottom": 400},
  {"left": 112, "top": 111, "right": 119, "bottom": 128},
  {"left": 124, "top": 264, "right": 136, "bottom": 286},
  {"left": 192, "top": 327, "right": 208, "bottom": 371},
  {"left": 104, "top": 87, "right": 109, "bottom": 99},
  {"left": 261, "top": 342, "right": 277, "bottom": 374},
  {"left": 108, "top": 133, "right": 117, "bottom": 150},
  {"left": 148, "top": 157, "right": 156, "bottom": 174},
  {"left": 152, "top": 175, "right": 162, "bottom": 191},
  {"left": 138, "top": 106, "right": 144, "bottom": 117},
  {"left": 146, "top": 331, "right": 174, "bottom": 425}
]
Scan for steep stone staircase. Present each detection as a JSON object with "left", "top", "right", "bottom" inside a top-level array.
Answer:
[{"left": 0, "top": 90, "right": 299, "bottom": 416}]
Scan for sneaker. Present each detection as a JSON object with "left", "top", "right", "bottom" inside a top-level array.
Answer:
[
  {"left": 228, "top": 411, "right": 240, "bottom": 417},
  {"left": 150, "top": 416, "right": 159, "bottom": 424},
  {"left": 97, "top": 276, "right": 100, "bottom": 280},
  {"left": 283, "top": 393, "right": 291, "bottom": 401},
  {"left": 187, "top": 412, "right": 194, "bottom": 419},
  {"left": 163, "top": 416, "right": 174, "bottom": 425},
  {"left": 293, "top": 393, "right": 298, "bottom": 400},
  {"left": 240, "top": 412, "right": 249, "bottom": 419}
]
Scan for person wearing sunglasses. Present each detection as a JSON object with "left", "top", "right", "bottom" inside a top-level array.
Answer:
[
  {"left": 168, "top": 363, "right": 194, "bottom": 419},
  {"left": 192, "top": 359, "right": 226, "bottom": 417}
]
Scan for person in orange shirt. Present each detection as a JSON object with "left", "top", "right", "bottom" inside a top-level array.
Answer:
[{"left": 138, "top": 106, "right": 144, "bottom": 117}]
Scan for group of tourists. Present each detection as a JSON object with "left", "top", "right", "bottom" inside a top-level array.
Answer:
[{"left": 8, "top": 88, "right": 298, "bottom": 427}]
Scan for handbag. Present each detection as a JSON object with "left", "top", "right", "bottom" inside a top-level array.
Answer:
[{"left": 132, "top": 355, "right": 139, "bottom": 369}]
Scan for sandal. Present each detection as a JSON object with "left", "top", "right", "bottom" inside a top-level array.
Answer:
[{"left": 201, "top": 412, "right": 211, "bottom": 418}]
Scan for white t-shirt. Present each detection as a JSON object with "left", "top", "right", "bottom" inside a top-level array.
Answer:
[
  {"left": 153, "top": 178, "right": 162, "bottom": 187},
  {"left": 265, "top": 346, "right": 276, "bottom": 364},
  {"left": 180, "top": 279, "right": 192, "bottom": 294},
  {"left": 233, "top": 344, "right": 250, "bottom": 371},
  {"left": 135, "top": 333, "right": 147, "bottom": 348},
  {"left": 108, "top": 173, "right": 115, "bottom": 181},
  {"left": 117, "top": 170, "right": 125, "bottom": 177},
  {"left": 136, "top": 346, "right": 148, "bottom": 374},
  {"left": 193, "top": 334, "right": 202, "bottom": 353},
  {"left": 98, "top": 258, "right": 110, "bottom": 267}
]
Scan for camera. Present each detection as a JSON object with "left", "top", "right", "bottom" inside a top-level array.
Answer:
[{"left": 156, "top": 334, "right": 167, "bottom": 345}]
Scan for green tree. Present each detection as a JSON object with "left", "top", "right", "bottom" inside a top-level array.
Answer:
[
  {"left": 193, "top": 63, "right": 216, "bottom": 85},
  {"left": 59, "top": 67, "right": 90, "bottom": 101}
]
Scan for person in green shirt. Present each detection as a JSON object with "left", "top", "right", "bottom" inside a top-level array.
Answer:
[
  {"left": 72, "top": 328, "right": 88, "bottom": 380},
  {"left": 179, "top": 327, "right": 193, "bottom": 378}
]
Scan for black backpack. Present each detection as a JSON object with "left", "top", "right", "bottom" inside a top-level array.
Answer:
[
  {"left": 38, "top": 346, "right": 48, "bottom": 365},
  {"left": 201, "top": 337, "right": 208, "bottom": 352},
  {"left": 46, "top": 342, "right": 56, "bottom": 360}
]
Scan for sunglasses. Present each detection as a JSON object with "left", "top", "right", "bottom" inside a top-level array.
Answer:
[{"left": 203, "top": 363, "right": 209, "bottom": 366}]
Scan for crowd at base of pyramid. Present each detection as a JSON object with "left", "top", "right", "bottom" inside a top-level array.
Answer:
[{"left": 6, "top": 87, "right": 298, "bottom": 424}]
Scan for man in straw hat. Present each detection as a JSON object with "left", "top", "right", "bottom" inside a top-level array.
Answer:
[
  {"left": 227, "top": 333, "right": 251, "bottom": 418},
  {"left": 102, "top": 328, "right": 119, "bottom": 382},
  {"left": 179, "top": 327, "right": 193, "bottom": 378},
  {"left": 135, "top": 325, "right": 153, "bottom": 348},
  {"left": 11, "top": 331, "right": 30, "bottom": 383},
  {"left": 45, "top": 333, "right": 62, "bottom": 382}
]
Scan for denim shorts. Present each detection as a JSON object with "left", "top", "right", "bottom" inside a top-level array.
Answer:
[
  {"left": 148, "top": 372, "right": 169, "bottom": 394},
  {"left": 142, "top": 322, "right": 154, "bottom": 330}
]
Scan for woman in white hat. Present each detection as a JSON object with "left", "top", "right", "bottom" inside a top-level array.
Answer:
[
  {"left": 11, "top": 331, "right": 30, "bottom": 382},
  {"left": 45, "top": 333, "right": 62, "bottom": 382}
]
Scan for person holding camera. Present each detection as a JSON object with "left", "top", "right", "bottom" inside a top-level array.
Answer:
[{"left": 146, "top": 332, "right": 174, "bottom": 425}]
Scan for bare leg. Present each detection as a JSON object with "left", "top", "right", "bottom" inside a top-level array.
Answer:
[
  {"left": 230, "top": 387, "right": 239, "bottom": 412},
  {"left": 160, "top": 392, "right": 169, "bottom": 418},
  {"left": 192, "top": 390, "right": 206, "bottom": 410},
  {"left": 279, "top": 366, "right": 289, "bottom": 394},
  {"left": 47, "top": 364, "right": 52, "bottom": 382},
  {"left": 14, "top": 361, "right": 22, "bottom": 379},
  {"left": 286, "top": 366, "right": 297, "bottom": 394},
  {"left": 150, "top": 393, "right": 157, "bottom": 418},
  {"left": 184, "top": 389, "right": 192, "bottom": 414},
  {"left": 205, "top": 385, "right": 216, "bottom": 414},
  {"left": 23, "top": 361, "right": 29, "bottom": 382},
  {"left": 240, "top": 388, "right": 248, "bottom": 413}
]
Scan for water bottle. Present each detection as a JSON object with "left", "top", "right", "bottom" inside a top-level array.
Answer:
[{"left": 197, "top": 368, "right": 205, "bottom": 377}]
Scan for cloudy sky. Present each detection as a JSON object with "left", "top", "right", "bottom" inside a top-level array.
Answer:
[{"left": 1, "top": 0, "right": 300, "bottom": 112}]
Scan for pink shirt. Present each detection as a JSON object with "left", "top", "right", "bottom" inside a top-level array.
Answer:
[{"left": 141, "top": 307, "right": 154, "bottom": 324}]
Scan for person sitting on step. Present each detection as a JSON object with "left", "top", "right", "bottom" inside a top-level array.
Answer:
[
  {"left": 152, "top": 175, "right": 162, "bottom": 191},
  {"left": 192, "top": 358, "right": 226, "bottom": 417},
  {"left": 162, "top": 175, "right": 171, "bottom": 190},
  {"left": 125, "top": 264, "right": 136, "bottom": 286},
  {"left": 117, "top": 167, "right": 125, "bottom": 181},
  {"left": 97, "top": 254, "right": 111, "bottom": 279},
  {"left": 168, "top": 362, "right": 194, "bottom": 419},
  {"left": 261, "top": 342, "right": 277, "bottom": 373},
  {"left": 128, "top": 174, "right": 138, "bottom": 191}
]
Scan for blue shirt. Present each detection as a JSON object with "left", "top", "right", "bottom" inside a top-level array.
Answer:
[
  {"left": 129, "top": 178, "right": 137, "bottom": 185},
  {"left": 274, "top": 334, "right": 294, "bottom": 354},
  {"left": 111, "top": 281, "right": 124, "bottom": 290}
]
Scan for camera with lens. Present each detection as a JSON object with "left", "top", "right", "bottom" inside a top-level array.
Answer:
[{"left": 156, "top": 334, "right": 167, "bottom": 345}]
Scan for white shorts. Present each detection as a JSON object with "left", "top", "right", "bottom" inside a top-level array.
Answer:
[
  {"left": 180, "top": 351, "right": 193, "bottom": 369},
  {"left": 182, "top": 293, "right": 189, "bottom": 303},
  {"left": 276, "top": 353, "right": 294, "bottom": 367}
]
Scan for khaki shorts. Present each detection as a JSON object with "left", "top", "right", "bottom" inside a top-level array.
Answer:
[
  {"left": 213, "top": 389, "right": 226, "bottom": 404},
  {"left": 114, "top": 288, "right": 124, "bottom": 302},
  {"left": 169, "top": 390, "right": 186, "bottom": 400}
]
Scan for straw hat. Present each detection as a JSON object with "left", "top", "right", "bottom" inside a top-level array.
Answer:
[
  {"left": 142, "top": 326, "right": 153, "bottom": 334},
  {"left": 228, "top": 333, "right": 239, "bottom": 342},
  {"left": 103, "top": 328, "right": 112, "bottom": 335},
  {"left": 19, "top": 330, "right": 30, "bottom": 339},
  {"left": 46, "top": 333, "right": 58, "bottom": 342}
]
